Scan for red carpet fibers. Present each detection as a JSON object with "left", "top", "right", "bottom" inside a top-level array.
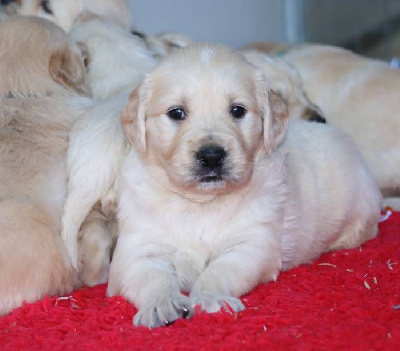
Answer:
[{"left": 1, "top": 213, "right": 399, "bottom": 350}]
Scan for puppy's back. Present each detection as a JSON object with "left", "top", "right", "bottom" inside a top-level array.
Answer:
[{"left": 279, "top": 120, "right": 381, "bottom": 268}]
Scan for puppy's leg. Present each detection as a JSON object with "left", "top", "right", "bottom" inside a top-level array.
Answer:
[
  {"left": 190, "top": 236, "right": 281, "bottom": 314},
  {"left": 78, "top": 209, "right": 113, "bottom": 287},
  {"left": 0, "top": 199, "right": 78, "bottom": 315},
  {"left": 108, "top": 235, "right": 191, "bottom": 328}
]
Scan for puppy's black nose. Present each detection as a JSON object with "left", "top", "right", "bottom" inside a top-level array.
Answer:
[
  {"left": 1, "top": 0, "right": 14, "bottom": 6},
  {"left": 196, "top": 145, "right": 226, "bottom": 169},
  {"left": 309, "top": 112, "right": 326, "bottom": 124}
]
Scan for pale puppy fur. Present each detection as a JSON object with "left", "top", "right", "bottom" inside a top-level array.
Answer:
[
  {"left": 0, "top": 16, "right": 97, "bottom": 315},
  {"left": 60, "top": 43, "right": 325, "bottom": 283},
  {"left": 17, "top": 0, "right": 132, "bottom": 32},
  {"left": 282, "top": 44, "right": 400, "bottom": 207},
  {"left": 104, "top": 44, "right": 381, "bottom": 328},
  {"left": 69, "top": 19, "right": 157, "bottom": 100},
  {"left": 62, "top": 93, "right": 130, "bottom": 270},
  {"left": 240, "top": 49, "right": 324, "bottom": 122},
  {"left": 141, "top": 31, "right": 193, "bottom": 60}
]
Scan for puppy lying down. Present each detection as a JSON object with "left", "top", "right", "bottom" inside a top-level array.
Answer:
[
  {"left": 62, "top": 44, "right": 381, "bottom": 328},
  {"left": 60, "top": 44, "right": 329, "bottom": 289},
  {"left": 0, "top": 16, "right": 95, "bottom": 315}
]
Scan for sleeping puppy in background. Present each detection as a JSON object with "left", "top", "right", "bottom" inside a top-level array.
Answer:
[
  {"left": 240, "top": 49, "right": 325, "bottom": 123},
  {"left": 17, "top": 0, "right": 132, "bottom": 32},
  {"left": 0, "top": 16, "right": 98, "bottom": 315},
  {"left": 70, "top": 18, "right": 157, "bottom": 100},
  {"left": 281, "top": 45, "right": 400, "bottom": 208},
  {"left": 98, "top": 44, "right": 380, "bottom": 328}
]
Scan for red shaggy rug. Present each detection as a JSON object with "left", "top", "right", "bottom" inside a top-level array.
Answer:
[{"left": 1, "top": 212, "right": 399, "bottom": 350}]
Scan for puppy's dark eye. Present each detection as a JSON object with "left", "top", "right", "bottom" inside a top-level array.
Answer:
[
  {"left": 230, "top": 105, "right": 247, "bottom": 119},
  {"left": 167, "top": 108, "right": 186, "bottom": 121},
  {"left": 41, "top": 0, "right": 53, "bottom": 14}
]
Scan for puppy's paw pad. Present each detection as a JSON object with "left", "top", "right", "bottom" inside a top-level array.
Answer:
[
  {"left": 190, "top": 294, "right": 245, "bottom": 314},
  {"left": 133, "top": 293, "right": 191, "bottom": 328}
]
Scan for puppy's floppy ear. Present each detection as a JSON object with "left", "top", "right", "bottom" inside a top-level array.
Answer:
[
  {"left": 265, "top": 90, "right": 289, "bottom": 150},
  {"left": 121, "top": 80, "right": 150, "bottom": 155},
  {"left": 256, "top": 71, "right": 289, "bottom": 152},
  {"left": 49, "top": 46, "right": 88, "bottom": 95}
]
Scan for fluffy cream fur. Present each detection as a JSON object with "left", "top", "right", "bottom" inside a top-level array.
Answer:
[
  {"left": 240, "top": 49, "right": 324, "bottom": 122},
  {"left": 140, "top": 31, "right": 193, "bottom": 60},
  {"left": 103, "top": 44, "right": 381, "bottom": 328},
  {"left": 69, "top": 19, "right": 157, "bottom": 100},
  {"left": 0, "top": 16, "right": 95, "bottom": 315},
  {"left": 17, "top": 0, "right": 132, "bottom": 32},
  {"left": 62, "top": 93, "right": 129, "bottom": 272},
  {"left": 282, "top": 44, "right": 400, "bottom": 206}
]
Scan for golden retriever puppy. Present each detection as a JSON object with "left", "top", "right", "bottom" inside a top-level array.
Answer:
[
  {"left": 17, "top": 0, "right": 132, "bottom": 32},
  {"left": 69, "top": 19, "right": 157, "bottom": 100},
  {"left": 59, "top": 46, "right": 321, "bottom": 279},
  {"left": 281, "top": 44, "right": 400, "bottom": 204},
  {"left": 0, "top": 16, "right": 94, "bottom": 315},
  {"left": 240, "top": 49, "right": 325, "bottom": 123},
  {"left": 100, "top": 44, "right": 381, "bottom": 328}
]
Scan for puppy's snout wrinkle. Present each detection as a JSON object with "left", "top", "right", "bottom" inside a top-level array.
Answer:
[{"left": 196, "top": 145, "right": 226, "bottom": 169}]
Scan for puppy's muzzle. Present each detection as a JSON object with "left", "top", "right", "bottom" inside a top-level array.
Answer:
[{"left": 195, "top": 145, "right": 227, "bottom": 182}]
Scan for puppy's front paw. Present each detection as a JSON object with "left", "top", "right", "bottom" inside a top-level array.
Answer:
[
  {"left": 133, "top": 293, "right": 191, "bottom": 328},
  {"left": 190, "top": 293, "right": 245, "bottom": 314}
]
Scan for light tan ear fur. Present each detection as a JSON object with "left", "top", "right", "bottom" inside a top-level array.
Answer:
[
  {"left": 49, "top": 47, "right": 88, "bottom": 95},
  {"left": 266, "top": 90, "right": 289, "bottom": 150},
  {"left": 121, "top": 81, "right": 150, "bottom": 155},
  {"left": 256, "top": 70, "right": 289, "bottom": 152}
]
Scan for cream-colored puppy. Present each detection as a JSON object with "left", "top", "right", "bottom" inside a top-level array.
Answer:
[
  {"left": 70, "top": 19, "right": 157, "bottom": 100},
  {"left": 103, "top": 44, "right": 381, "bottom": 328},
  {"left": 0, "top": 16, "right": 95, "bottom": 315},
  {"left": 17, "top": 0, "right": 132, "bottom": 32},
  {"left": 61, "top": 48, "right": 324, "bottom": 263},
  {"left": 282, "top": 44, "right": 400, "bottom": 205},
  {"left": 240, "top": 49, "right": 325, "bottom": 123}
]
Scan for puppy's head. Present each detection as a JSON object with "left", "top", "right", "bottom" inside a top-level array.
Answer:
[
  {"left": 0, "top": 16, "right": 87, "bottom": 97},
  {"left": 18, "top": 0, "right": 132, "bottom": 32},
  {"left": 122, "top": 44, "right": 288, "bottom": 196},
  {"left": 70, "top": 19, "right": 157, "bottom": 100},
  {"left": 241, "top": 50, "right": 326, "bottom": 123}
]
